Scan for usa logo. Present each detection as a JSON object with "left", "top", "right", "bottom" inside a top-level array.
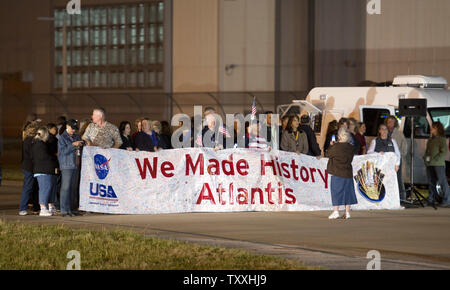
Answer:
[{"left": 94, "top": 154, "right": 111, "bottom": 180}]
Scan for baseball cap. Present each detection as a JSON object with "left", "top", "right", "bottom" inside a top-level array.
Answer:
[{"left": 66, "top": 119, "right": 79, "bottom": 130}]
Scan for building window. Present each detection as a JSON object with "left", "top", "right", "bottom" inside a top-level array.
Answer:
[{"left": 54, "top": 1, "right": 164, "bottom": 90}]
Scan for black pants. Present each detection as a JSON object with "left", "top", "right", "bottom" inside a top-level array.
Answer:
[
  {"left": 30, "top": 178, "right": 40, "bottom": 211},
  {"left": 426, "top": 166, "right": 450, "bottom": 204}
]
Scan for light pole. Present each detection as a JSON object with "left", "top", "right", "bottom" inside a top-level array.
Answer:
[{"left": 37, "top": 16, "right": 68, "bottom": 95}]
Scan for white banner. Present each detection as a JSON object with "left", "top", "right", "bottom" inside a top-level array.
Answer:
[{"left": 79, "top": 147, "right": 401, "bottom": 214}]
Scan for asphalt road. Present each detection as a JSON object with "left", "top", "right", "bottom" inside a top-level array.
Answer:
[{"left": 1, "top": 180, "right": 449, "bottom": 270}]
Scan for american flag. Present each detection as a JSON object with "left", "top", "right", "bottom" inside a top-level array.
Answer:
[
  {"left": 251, "top": 97, "right": 257, "bottom": 120},
  {"left": 219, "top": 126, "right": 231, "bottom": 138}
]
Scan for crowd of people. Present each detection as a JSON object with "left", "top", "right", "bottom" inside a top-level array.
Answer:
[{"left": 17, "top": 106, "right": 449, "bottom": 218}]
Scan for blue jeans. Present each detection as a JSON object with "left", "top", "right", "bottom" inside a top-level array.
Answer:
[
  {"left": 427, "top": 166, "right": 450, "bottom": 204},
  {"left": 60, "top": 169, "right": 78, "bottom": 214},
  {"left": 19, "top": 170, "right": 35, "bottom": 211},
  {"left": 36, "top": 175, "right": 57, "bottom": 207}
]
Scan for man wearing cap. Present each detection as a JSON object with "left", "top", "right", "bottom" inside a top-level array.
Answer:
[
  {"left": 82, "top": 108, "right": 122, "bottom": 149},
  {"left": 58, "top": 119, "right": 83, "bottom": 217},
  {"left": 299, "top": 115, "right": 322, "bottom": 157}
]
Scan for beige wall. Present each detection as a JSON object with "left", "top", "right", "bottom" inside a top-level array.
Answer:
[
  {"left": 172, "top": 0, "right": 276, "bottom": 93},
  {"left": 279, "top": 0, "right": 309, "bottom": 92},
  {"left": 219, "top": 0, "right": 275, "bottom": 92},
  {"left": 172, "top": 0, "right": 219, "bottom": 92},
  {"left": 366, "top": 0, "right": 450, "bottom": 83},
  {"left": 314, "top": 0, "right": 366, "bottom": 86}
]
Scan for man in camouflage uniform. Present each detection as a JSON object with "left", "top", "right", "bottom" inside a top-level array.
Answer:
[{"left": 82, "top": 108, "right": 122, "bottom": 149}]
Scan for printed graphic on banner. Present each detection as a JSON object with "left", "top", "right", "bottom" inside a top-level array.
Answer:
[
  {"left": 90, "top": 153, "right": 119, "bottom": 207},
  {"left": 80, "top": 147, "right": 401, "bottom": 215},
  {"left": 94, "top": 154, "right": 111, "bottom": 180},
  {"left": 354, "top": 161, "right": 386, "bottom": 202}
]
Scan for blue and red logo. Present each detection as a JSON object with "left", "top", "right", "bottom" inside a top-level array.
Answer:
[
  {"left": 94, "top": 154, "right": 111, "bottom": 180},
  {"left": 91, "top": 154, "right": 118, "bottom": 201}
]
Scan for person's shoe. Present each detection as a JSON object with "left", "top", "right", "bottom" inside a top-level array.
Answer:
[
  {"left": 49, "top": 206, "right": 57, "bottom": 216},
  {"left": 344, "top": 212, "right": 351, "bottom": 219},
  {"left": 39, "top": 209, "right": 53, "bottom": 217},
  {"left": 328, "top": 211, "right": 340, "bottom": 220},
  {"left": 18, "top": 210, "right": 28, "bottom": 216},
  {"left": 71, "top": 211, "right": 82, "bottom": 216}
]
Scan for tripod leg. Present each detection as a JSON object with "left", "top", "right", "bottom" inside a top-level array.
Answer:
[
  {"left": 413, "top": 188, "right": 436, "bottom": 210},
  {"left": 415, "top": 192, "right": 425, "bottom": 207}
]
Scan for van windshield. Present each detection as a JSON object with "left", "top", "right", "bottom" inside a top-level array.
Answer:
[{"left": 429, "top": 108, "right": 450, "bottom": 137}]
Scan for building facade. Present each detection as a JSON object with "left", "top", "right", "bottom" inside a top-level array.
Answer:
[{"left": 1, "top": 0, "right": 449, "bottom": 138}]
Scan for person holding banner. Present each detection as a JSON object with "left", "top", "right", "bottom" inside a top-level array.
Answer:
[
  {"left": 202, "top": 113, "right": 228, "bottom": 150},
  {"left": 119, "top": 121, "right": 135, "bottom": 151},
  {"left": 132, "top": 118, "right": 143, "bottom": 143},
  {"left": 245, "top": 120, "right": 271, "bottom": 151},
  {"left": 280, "top": 115, "right": 308, "bottom": 155},
  {"left": 135, "top": 118, "right": 159, "bottom": 152},
  {"left": 83, "top": 108, "right": 122, "bottom": 149},
  {"left": 367, "top": 124, "right": 401, "bottom": 173},
  {"left": 326, "top": 128, "right": 358, "bottom": 219},
  {"left": 152, "top": 120, "right": 170, "bottom": 150}
]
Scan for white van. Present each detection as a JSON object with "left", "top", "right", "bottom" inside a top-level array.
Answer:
[{"left": 277, "top": 75, "right": 450, "bottom": 185}]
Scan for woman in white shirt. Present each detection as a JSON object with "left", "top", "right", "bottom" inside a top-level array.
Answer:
[{"left": 367, "top": 123, "right": 401, "bottom": 172}]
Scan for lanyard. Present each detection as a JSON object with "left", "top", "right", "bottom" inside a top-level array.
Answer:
[{"left": 292, "top": 131, "right": 299, "bottom": 146}]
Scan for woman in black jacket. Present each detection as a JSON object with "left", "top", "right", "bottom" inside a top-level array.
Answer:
[
  {"left": 32, "top": 127, "right": 59, "bottom": 216},
  {"left": 18, "top": 121, "right": 40, "bottom": 215},
  {"left": 119, "top": 121, "right": 135, "bottom": 151}
]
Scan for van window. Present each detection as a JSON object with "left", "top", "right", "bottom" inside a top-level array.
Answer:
[
  {"left": 429, "top": 108, "right": 450, "bottom": 137},
  {"left": 403, "top": 116, "right": 430, "bottom": 139},
  {"left": 362, "top": 108, "right": 391, "bottom": 137}
]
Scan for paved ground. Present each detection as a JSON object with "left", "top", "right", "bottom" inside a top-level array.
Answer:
[{"left": 1, "top": 180, "right": 450, "bottom": 270}]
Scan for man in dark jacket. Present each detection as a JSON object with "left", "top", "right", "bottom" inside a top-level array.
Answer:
[
  {"left": 201, "top": 112, "right": 228, "bottom": 149},
  {"left": 300, "top": 115, "right": 321, "bottom": 157}
]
